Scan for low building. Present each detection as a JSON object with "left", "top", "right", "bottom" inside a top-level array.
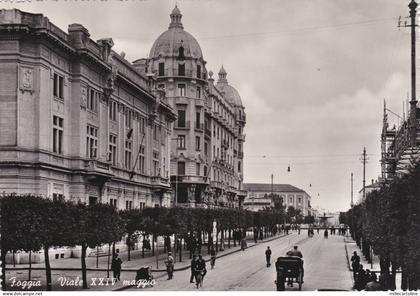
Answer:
[{"left": 243, "top": 183, "right": 312, "bottom": 215}]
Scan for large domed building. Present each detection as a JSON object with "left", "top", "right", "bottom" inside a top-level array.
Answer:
[{"left": 146, "top": 6, "right": 246, "bottom": 208}]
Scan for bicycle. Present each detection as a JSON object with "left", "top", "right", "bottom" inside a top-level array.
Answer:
[{"left": 195, "top": 270, "right": 204, "bottom": 289}]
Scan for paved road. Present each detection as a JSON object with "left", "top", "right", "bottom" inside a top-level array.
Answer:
[{"left": 131, "top": 232, "right": 353, "bottom": 291}]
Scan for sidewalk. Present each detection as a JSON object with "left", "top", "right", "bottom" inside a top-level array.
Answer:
[
  {"left": 5, "top": 232, "right": 289, "bottom": 291},
  {"left": 343, "top": 235, "right": 401, "bottom": 288}
]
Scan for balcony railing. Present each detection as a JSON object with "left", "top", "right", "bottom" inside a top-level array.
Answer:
[
  {"left": 175, "top": 120, "right": 190, "bottom": 129},
  {"left": 195, "top": 123, "right": 204, "bottom": 131}
]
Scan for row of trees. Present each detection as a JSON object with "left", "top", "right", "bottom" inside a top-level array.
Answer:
[
  {"left": 1, "top": 194, "right": 288, "bottom": 291},
  {"left": 341, "top": 163, "right": 420, "bottom": 290}
]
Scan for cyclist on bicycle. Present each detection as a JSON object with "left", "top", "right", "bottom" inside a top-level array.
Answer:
[
  {"left": 210, "top": 247, "right": 216, "bottom": 269},
  {"left": 194, "top": 255, "right": 207, "bottom": 283}
]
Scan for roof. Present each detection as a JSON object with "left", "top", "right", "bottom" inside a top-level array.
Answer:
[
  {"left": 243, "top": 183, "right": 307, "bottom": 194},
  {"left": 215, "top": 66, "right": 243, "bottom": 107},
  {"left": 149, "top": 6, "right": 203, "bottom": 59}
]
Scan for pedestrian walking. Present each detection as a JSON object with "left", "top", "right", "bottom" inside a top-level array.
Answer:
[
  {"left": 190, "top": 254, "right": 197, "bottom": 283},
  {"left": 240, "top": 237, "right": 247, "bottom": 250},
  {"left": 165, "top": 252, "right": 174, "bottom": 280},
  {"left": 111, "top": 253, "right": 122, "bottom": 281},
  {"left": 351, "top": 251, "right": 360, "bottom": 280},
  {"left": 265, "top": 246, "right": 272, "bottom": 267}
]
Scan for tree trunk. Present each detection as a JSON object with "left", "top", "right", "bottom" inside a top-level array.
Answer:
[
  {"left": 127, "top": 235, "right": 131, "bottom": 261},
  {"left": 1, "top": 248, "right": 7, "bottom": 291},
  {"left": 12, "top": 250, "right": 15, "bottom": 267},
  {"left": 28, "top": 251, "right": 32, "bottom": 281},
  {"left": 228, "top": 229, "right": 231, "bottom": 248},
  {"left": 179, "top": 237, "right": 182, "bottom": 262},
  {"left": 401, "top": 267, "right": 408, "bottom": 291},
  {"left": 390, "top": 262, "right": 397, "bottom": 290},
  {"left": 81, "top": 244, "right": 88, "bottom": 289},
  {"left": 44, "top": 245, "right": 52, "bottom": 291},
  {"left": 208, "top": 231, "right": 212, "bottom": 254},
  {"left": 107, "top": 243, "right": 111, "bottom": 278},
  {"left": 152, "top": 233, "right": 155, "bottom": 256}
]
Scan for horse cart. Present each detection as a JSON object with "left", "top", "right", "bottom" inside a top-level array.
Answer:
[{"left": 274, "top": 257, "right": 304, "bottom": 291}]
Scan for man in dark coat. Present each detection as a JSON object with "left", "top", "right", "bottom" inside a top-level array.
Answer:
[
  {"left": 194, "top": 254, "right": 207, "bottom": 281},
  {"left": 265, "top": 246, "right": 272, "bottom": 267},
  {"left": 351, "top": 251, "right": 360, "bottom": 280},
  {"left": 190, "top": 254, "right": 197, "bottom": 283},
  {"left": 111, "top": 253, "right": 122, "bottom": 281}
]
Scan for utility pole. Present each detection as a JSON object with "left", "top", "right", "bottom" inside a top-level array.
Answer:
[
  {"left": 360, "top": 148, "right": 369, "bottom": 200},
  {"left": 351, "top": 172, "right": 354, "bottom": 208},
  {"left": 271, "top": 174, "right": 274, "bottom": 197},
  {"left": 400, "top": 0, "right": 418, "bottom": 146}
]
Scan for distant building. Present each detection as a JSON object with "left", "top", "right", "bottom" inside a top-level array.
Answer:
[
  {"left": 243, "top": 183, "right": 312, "bottom": 215},
  {"left": 357, "top": 179, "right": 381, "bottom": 204}
]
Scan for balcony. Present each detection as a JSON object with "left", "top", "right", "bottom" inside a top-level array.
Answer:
[
  {"left": 238, "top": 134, "right": 246, "bottom": 141},
  {"left": 195, "top": 123, "right": 204, "bottom": 132},
  {"left": 174, "top": 120, "right": 190, "bottom": 130},
  {"left": 84, "top": 159, "right": 114, "bottom": 182},
  {"left": 210, "top": 180, "right": 224, "bottom": 189},
  {"left": 151, "top": 176, "right": 170, "bottom": 188},
  {"left": 205, "top": 129, "right": 211, "bottom": 138},
  {"left": 238, "top": 151, "right": 244, "bottom": 158},
  {"left": 171, "top": 175, "right": 209, "bottom": 184}
]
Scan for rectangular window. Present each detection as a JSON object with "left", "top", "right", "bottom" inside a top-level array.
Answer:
[
  {"left": 86, "top": 125, "right": 98, "bottom": 158},
  {"left": 177, "top": 110, "right": 186, "bottom": 127},
  {"left": 52, "top": 193, "right": 64, "bottom": 202},
  {"left": 196, "top": 163, "right": 200, "bottom": 176},
  {"left": 204, "top": 142, "right": 208, "bottom": 156},
  {"left": 126, "top": 200, "right": 133, "bottom": 210},
  {"left": 197, "top": 65, "right": 201, "bottom": 79},
  {"left": 177, "top": 161, "right": 185, "bottom": 175},
  {"left": 139, "top": 116, "right": 146, "bottom": 134},
  {"left": 153, "top": 151, "right": 160, "bottom": 176},
  {"left": 109, "top": 100, "right": 117, "bottom": 121},
  {"left": 178, "top": 64, "right": 185, "bottom": 76},
  {"left": 125, "top": 109, "right": 132, "bottom": 128},
  {"left": 158, "top": 62, "right": 165, "bottom": 76},
  {"left": 125, "top": 140, "right": 132, "bottom": 170},
  {"left": 204, "top": 165, "right": 207, "bottom": 177},
  {"left": 138, "top": 145, "right": 145, "bottom": 173},
  {"left": 196, "top": 86, "right": 201, "bottom": 99},
  {"left": 53, "top": 73, "right": 64, "bottom": 100},
  {"left": 195, "top": 136, "right": 200, "bottom": 151},
  {"left": 53, "top": 115, "right": 63, "bottom": 154},
  {"left": 153, "top": 124, "right": 158, "bottom": 140},
  {"left": 110, "top": 198, "right": 117, "bottom": 208},
  {"left": 109, "top": 134, "right": 117, "bottom": 165},
  {"left": 196, "top": 112, "right": 201, "bottom": 128},
  {"left": 87, "top": 88, "right": 99, "bottom": 112},
  {"left": 139, "top": 202, "right": 146, "bottom": 209},
  {"left": 178, "top": 84, "right": 186, "bottom": 96},
  {"left": 178, "top": 135, "right": 185, "bottom": 149}
]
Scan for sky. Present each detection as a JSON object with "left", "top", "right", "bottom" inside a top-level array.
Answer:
[{"left": 2, "top": 0, "right": 414, "bottom": 212}]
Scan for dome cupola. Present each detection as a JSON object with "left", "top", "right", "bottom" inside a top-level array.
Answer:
[
  {"left": 216, "top": 65, "right": 243, "bottom": 107},
  {"left": 148, "top": 5, "right": 203, "bottom": 60}
]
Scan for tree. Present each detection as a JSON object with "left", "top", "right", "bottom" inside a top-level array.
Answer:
[{"left": 74, "top": 203, "right": 124, "bottom": 289}]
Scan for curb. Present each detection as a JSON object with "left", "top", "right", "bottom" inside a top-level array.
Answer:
[{"left": 113, "top": 233, "right": 289, "bottom": 291}]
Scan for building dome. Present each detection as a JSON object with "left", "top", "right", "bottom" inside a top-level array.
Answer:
[
  {"left": 216, "top": 66, "right": 243, "bottom": 107},
  {"left": 149, "top": 5, "right": 203, "bottom": 59}
]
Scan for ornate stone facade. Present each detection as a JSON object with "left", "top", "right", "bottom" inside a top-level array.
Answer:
[
  {"left": 144, "top": 6, "right": 247, "bottom": 208},
  {"left": 0, "top": 9, "right": 177, "bottom": 209}
]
